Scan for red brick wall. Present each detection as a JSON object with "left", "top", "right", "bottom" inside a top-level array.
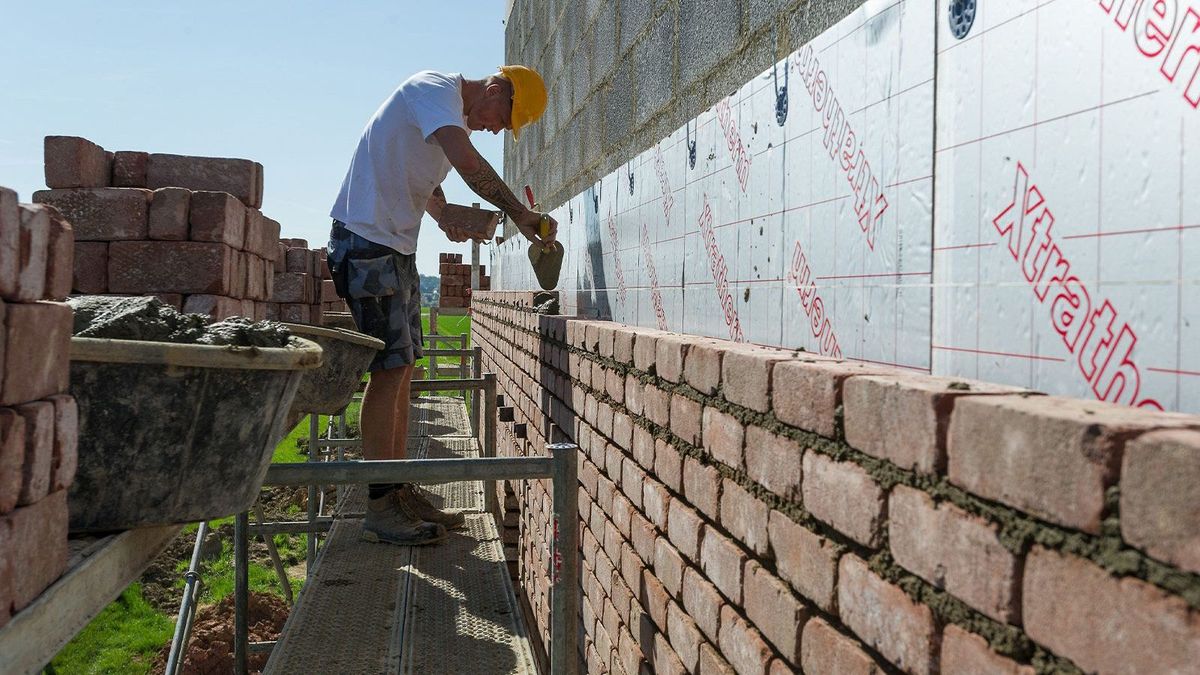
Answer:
[
  {"left": 0, "top": 186, "right": 76, "bottom": 629},
  {"left": 472, "top": 291, "right": 1200, "bottom": 674}
]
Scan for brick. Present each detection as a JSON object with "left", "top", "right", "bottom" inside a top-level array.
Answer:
[
  {"left": 72, "top": 241, "right": 108, "bottom": 293},
  {"left": 1, "top": 301, "right": 71, "bottom": 406},
  {"left": 183, "top": 295, "right": 242, "bottom": 320},
  {"left": 43, "top": 207, "right": 73, "bottom": 301},
  {"left": 641, "top": 569, "right": 669, "bottom": 629},
  {"left": 702, "top": 407, "right": 743, "bottom": 469},
  {"left": 625, "top": 375, "right": 644, "bottom": 416},
  {"left": 682, "top": 566, "right": 724, "bottom": 642},
  {"left": 633, "top": 331, "right": 659, "bottom": 372},
  {"left": 321, "top": 278, "right": 339, "bottom": 303},
  {"left": 189, "top": 190, "right": 245, "bottom": 248},
  {"left": 948, "top": 395, "right": 1194, "bottom": 533},
  {"left": 667, "top": 499, "right": 704, "bottom": 561},
  {"left": 47, "top": 395, "right": 77, "bottom": 492},
  {"left": 767, "top": 510, "right": 838, "bottom": 612},
  {"left": 654, "top": 439, "right": 682, "bottom": 492},
  {"left": 644, "top": 385, "right": 671, "bottom": 427},
  {"left": 666, "top": 600, "right": 702, "bottom": 670},
  {"left": 111, "top": 150, "right": 149, "bottom": 187},
  {"left": 613, "top": 328, "right": 635, "bottom": 364},
  {"left": 718, "top": 605, "right": 772, "bottom": 675},
  {"left": 670, "top": 395, "right": 701, "bottom": 446},
  {"left": 618, "top": 625, "right": 645, "bottom": 675},
  {"left": 653, "top": 630, "right": 688, "bottom": 675},
  {"left": 5, "top": 489, "right": 68, "bottom": 612},
  {"left": 1120, "top": 429, "right": 1200, "bottom": 573},
  {"left": 632, "top": 426, "right": 654, "bottom": 470},
  {"left": 839, "top": 554, "right": 937, "bottom": 675},
  {"left": 845, "top": 374, "right": 1026, "bottom": 474},
  {"left": 700, "top": 528, "right": 746, "bottom": 604},
  {"left": 261, "top": 217, "right": 281, "bottom": 259},
  {"left": 596, "top": 324, "right": 616, "bottom": 358},
  {"left": 719, "top": 479, "right": 768, "bottom": 556},
  {"left": 1024, "top": 546, "right": 1200, "bottom": 674},
  {"left": 44, "top": 136, "right": 109, "bottom": 188},
  {"left": 801, "top": 618, "right": 885, "bottom": 675},
  {"left": 889, "top": 485, "right": 1019, "bottom": 623},
  {"left": 33, "top": 187, "right": 151, "bottom": 240},
  {"left": 14, "top": 205, "right": 49, "bottom": 302},
  {"left": 0, "top": 408, "right": 25, "bottom": 513},
  {"left": 147, "top": 187, "right": 191, "bottom": 240},
  {"left": 655, "top": 335, "right": 690, "bottom": 383},
  {"left": 683, "top": 341, "right": 724, "bottom": 395},
  {"left": 773, "top": 359, "right": 886, "bottom": 438},
  {"left": 721, "top": 346, "right": 793, "bottom": 413},
  {"left": 286, "top": 247, "right": 310, "bottom": 273},
  {"left": 744, "top": 560, "right": 808, "bottom": 663},
  {"left": 698, "top": 642, "right": 736, "bottom": 675},
  {"left": 744, "top": 426, "right": 802, "bottom": 500},
  {"left": 146, "top": 153, "right": 262, "bottom": 207},
  {"left": 654, "top": 538, "right": 685, "bottom": 596},
  {"left": 242, "top": 208, "right": 265, "bottom": 257},
  {"left": 643, "top": 479, "right": 669, "bottom": 530},
  {"left": 941, "top": 625, "right": 1035, "bottom": 675},
  {"left": 802, "top": 452, "right": 886, "bottom": 547},
  {"left": 0, "top": 187, "right": 19, "bottom": 298},
  {"left": 109, "top": 241, "right": 235, "bottom": 294},
  {"left": 613, "top": 411, "right": 633, "bottom": 448},
  {"left": 14, "top": 401, "right": 53, "bottom": 506},
  {"left": 683, "top": 457, "right": 721, "bottom": 521}
]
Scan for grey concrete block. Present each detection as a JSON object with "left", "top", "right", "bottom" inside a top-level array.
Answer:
[
  {"left": 703, "top": 27, "right": 776, "bottom": 106},
  {"left": 572, "top": 50, "right": 592, "bottom": 116},
  {"left": 619, "top": 0, "right": 658, "bottom": 56},
  {"left": 634, "top": 5, "right": 677, "bottom": 128},
  {"left": 580, "top": 93, "right": 605, "bottom": 173},
  {"left": 785, "top": 0, "right": 864, "bottom": 50},
  {"left": 602, "top": 60, "right": 635, "bottom": 149},
  {"left": 591, "top": 3, "right": 618, "bottom": 84},
  {"left": 748, "top": 0, "right": 787, "bottom": 36},
  {"left": 680, "top": 0, "right": 742, "bottom": 88}
]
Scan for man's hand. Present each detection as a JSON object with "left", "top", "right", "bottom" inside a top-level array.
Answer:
[{"left": 513, "top": 208, "right": 559, "bottom": 247}]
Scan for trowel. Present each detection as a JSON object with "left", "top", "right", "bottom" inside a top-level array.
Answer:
[{"left": 524, "top": 185, "right": 564, "bottom": 290}]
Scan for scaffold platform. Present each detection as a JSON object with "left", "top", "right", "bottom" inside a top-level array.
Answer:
[{"left": 263, "top": 396, "right": 537, "bottom": 674}]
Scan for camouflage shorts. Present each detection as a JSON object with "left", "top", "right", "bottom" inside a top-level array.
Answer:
[{"left": 327, "top": 220, "right": 422, "bottom": 372}]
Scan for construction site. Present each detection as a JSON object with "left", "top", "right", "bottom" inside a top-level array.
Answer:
[{"left": 2, "top": 0, "right": 1200, "bottom": 673}]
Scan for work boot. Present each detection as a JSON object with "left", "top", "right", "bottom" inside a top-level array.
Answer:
[
  {"left": 361, "top": 493, "right": 446, "bottom": 546},
  {"left": 396, "top": 483, "right": 467, "bottom": 530}
]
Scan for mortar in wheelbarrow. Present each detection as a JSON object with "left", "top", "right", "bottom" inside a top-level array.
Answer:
[
  {"left": 68, "top": 335, "right": 323, "bottom": 531},
  {"left": 279, "top": 322, "right": 383, "bottom": 432}
]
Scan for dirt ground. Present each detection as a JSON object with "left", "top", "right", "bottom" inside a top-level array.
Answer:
[{"left": 150, "top": 592, "right": 290, "bottom": 674}]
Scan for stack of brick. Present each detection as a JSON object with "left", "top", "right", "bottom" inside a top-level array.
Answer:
[
  {"left": 265, "top": 239, "right": 330, "bottom": 324},
  {"left": 316, "top": 248, "right": 348, "bottom": 316},
  {"left": 32, "top": 135, "right": 280, "bottom": 320},
  {"left": 0, "top": 187, "right": 77, "bottom": 629},
  {"left": 438, "top": 253, "right": 489, "bottom": 308},
  {"left": 472, "top": 290, "right": 1200, "bottom": 675}
]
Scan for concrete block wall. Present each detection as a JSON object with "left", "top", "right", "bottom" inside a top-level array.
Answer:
[
  {"left": 472, "top": 291, "right": 1200, "bottom": 674},
  {"left": 0, "top": 186, "right": 77, "bottom": 629},
  {"left": 501, "top": 0, "right": 865, "bottom": 232}
]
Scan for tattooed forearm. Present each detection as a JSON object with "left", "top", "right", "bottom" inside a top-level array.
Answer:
[{"left": 459, "top": 147, "right": 527, "bottom": 219}]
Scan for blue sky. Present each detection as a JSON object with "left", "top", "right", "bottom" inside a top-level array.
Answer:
[{"left": 0, "top": 1, "right": 509, "bottom": 276}]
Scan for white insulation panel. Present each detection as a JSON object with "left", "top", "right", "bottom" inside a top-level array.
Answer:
[{"left": 492, "top": 0, "right": 1200, "bottom": 412}]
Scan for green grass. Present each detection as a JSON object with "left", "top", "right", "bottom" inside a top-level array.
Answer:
[{"left": 48, "top": 584, "right": 173, "bottom": 675}]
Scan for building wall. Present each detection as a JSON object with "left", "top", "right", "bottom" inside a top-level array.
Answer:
[
  {"left": 498, "top": 0, "right": 1200, "bottom": 413},
  {"left": 473, "top": 290, "right": 1200, "bottom": 674},
  {"left": 501, "top": 0, "right": 865, "bottom": 218}
]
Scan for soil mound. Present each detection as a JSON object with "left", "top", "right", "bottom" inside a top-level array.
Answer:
[{"left": 152, "top": 591, "right": 289, "bottom": 674}]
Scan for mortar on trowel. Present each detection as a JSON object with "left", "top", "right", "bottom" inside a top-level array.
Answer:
[{"left": 523, "top": 185, "right": 563, "bottom": 290}]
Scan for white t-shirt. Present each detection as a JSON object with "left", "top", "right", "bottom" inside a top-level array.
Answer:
[{"left": 330, "top": 71, "right": 469, "bottom": 254}]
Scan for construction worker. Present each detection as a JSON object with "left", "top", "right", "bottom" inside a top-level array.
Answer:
[{"left": 327, "top": 66, "right": 558, "bottom": 546}]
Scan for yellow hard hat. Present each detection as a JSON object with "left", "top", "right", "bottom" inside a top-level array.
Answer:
[{"left": 498, "top": 65, "right": 546, "bottom": 142}]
